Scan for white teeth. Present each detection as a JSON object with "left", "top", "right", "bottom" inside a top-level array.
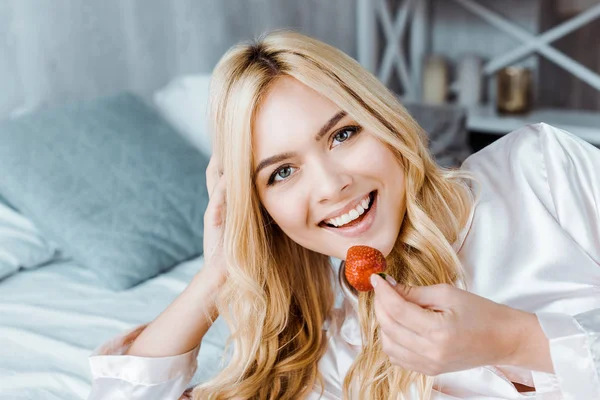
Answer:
[
  {"left": 361, "top": 198, "right": 369, "bottom": 209},
  {"left": 324, "top": 193, "right": 373, "bottom": 228}
]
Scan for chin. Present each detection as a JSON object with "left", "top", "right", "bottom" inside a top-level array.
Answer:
[
  {"left": 363, "top": 241, "right": 395, "bottom": 258},
  {"left": 330, "top": 238, "right": 396, "bottom": 261},
  {"left": 309, "top": 226, "right": 400, "bottom": 261},
  {"left": 369, "top": 231, "right": 400, "bottom": 258},
  {"left": 380, "top": 242, "right": 396, "bottom": 258}
]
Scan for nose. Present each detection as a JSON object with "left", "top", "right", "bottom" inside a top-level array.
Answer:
[{"left": 311, "top": 158, "right": 352, "bottom": 204}]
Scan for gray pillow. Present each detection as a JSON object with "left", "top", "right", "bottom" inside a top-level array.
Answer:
[{"left": 0, "top": 93, "right": 209, "bottom": 290}]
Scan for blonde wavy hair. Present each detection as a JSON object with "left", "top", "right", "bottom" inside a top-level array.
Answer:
[{"left": 191, "top": 30, "right": 475, "bottom": 399}]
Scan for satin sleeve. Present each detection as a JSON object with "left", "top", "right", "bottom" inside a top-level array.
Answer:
[
  {"left": 87, "top": 323, "right": 200, "bottom": 400},
  {"left": 531, "top": 124, "right": 600, "bottom": 396}
]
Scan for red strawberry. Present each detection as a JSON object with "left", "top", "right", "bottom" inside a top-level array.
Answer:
[{"left": 345, "top": 245, "right": 387, "bottom": 292}]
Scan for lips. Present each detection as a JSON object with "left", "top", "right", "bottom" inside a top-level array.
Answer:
[
  {"left": 319, "top": 191, "right": 379, "bottom": 238},
  {"left": 320, "top": 191, "right": 376, "bottom": 228}
]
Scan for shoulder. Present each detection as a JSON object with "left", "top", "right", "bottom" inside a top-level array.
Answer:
[
  {"left": 459, "top": 124, "right": 548, "bottom": 207},
  {"left": 460, "top": 123, "right": 588, "bottom": 189},
  {"left": 468, "top": 122, "right": 600, "bottom": 189},
  {"left": 462, "top": 123, "right": 589, "bottom": 172},
  {"left": 460, "top": 123, "right": 600, "bottom": 247},
  {"left": 457, "top": 124, "right": 574, "bottom": 232},
  {"left": 461, "top": 123, "right": 541, "bottom": 171}
]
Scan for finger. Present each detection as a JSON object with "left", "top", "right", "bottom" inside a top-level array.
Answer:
[
  {"left": 206, "top": 156, "right": 217, "bottom": 199},
  {"left": 205, "top": 176, "right": 226, "bottom": 226},
  {"left": 380, "top": 331, "right": 427, "bottom": 370},
  {"left": 371, "top": 274, "right": 437, "bottom": 335},
  {"left": 210, "top": 172, "right": 224, "bottom": 200},
  {"left": 205, "top": 156, "right": 223, "bottom": 200},
  {"left": 395, "top": 283, "right": 454, "bottom": 311},
  {"left": 374, "top": 295, "right": 431, "bottom": 350}
]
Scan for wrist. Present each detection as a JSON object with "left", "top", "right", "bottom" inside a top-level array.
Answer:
[
  {"left": 493, "top": 307, "right": 533, "bottom": 366},
  {"left": 197, "top": 262, "right": 227, "bottom": 290},
  {"left": 503, "top": 310, "right": 549, "bottom": 370},
  {"left": 193, "top": 264, "right": 225, "bottom": 316}
]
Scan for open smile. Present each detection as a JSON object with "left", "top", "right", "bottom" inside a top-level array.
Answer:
[{"left": 319, "top": 191, "right": 378, "bottom": 238}]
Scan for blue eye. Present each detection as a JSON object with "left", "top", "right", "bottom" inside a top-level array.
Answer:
[
  {"left": 268, "top": 165, "right": 296, "bottom": 185},
  {"left": 332, "top": 126, "right": 361, "bottom": 147},
  {"left": 276, "top": 166, "right": 292, "bottom": 179},
  {"left": 265, "top": 125, "right": 362, "bottom": 187}
]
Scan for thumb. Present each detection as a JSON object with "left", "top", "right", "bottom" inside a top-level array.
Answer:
[{"left": 394, "top": 283, "right": 450, "bottom": 311}]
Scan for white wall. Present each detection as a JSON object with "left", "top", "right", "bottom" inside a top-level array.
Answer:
[{"left": 0, "top": 0, "right": 356, "bottom": 119}]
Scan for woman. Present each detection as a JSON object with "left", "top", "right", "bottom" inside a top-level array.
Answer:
[{"left": 88, "top": 30, "right": 600, "bottom": 399}]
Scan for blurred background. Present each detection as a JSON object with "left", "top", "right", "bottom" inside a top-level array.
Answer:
[
  {"left": 2, "top": 0, "right": 600, "bottom": 152},
  {"left": 1, "top": 2, "right": 600, "bottom": 398}
]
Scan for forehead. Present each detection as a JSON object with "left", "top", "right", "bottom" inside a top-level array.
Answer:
[{"left": 253, "top": 77, "right": 341, "bottom": 159}]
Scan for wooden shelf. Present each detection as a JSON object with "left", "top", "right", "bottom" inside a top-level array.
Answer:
[{"left": 467, "top": 104, "right": 600, "bottom": 145}]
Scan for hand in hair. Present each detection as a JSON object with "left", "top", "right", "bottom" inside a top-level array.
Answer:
[
  {"left": 369, "top": 274, "right": 551, "bottom": 376},
  {"left": 203, "top": 155, "right": 227, "bottom": 284}
]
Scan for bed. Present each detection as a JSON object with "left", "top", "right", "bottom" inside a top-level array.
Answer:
[
  {"left": 0, "top": 254, "right": 231, "bottom": 400},
  {"left": 0, "top": 72, "right": 470, "bottom": 399},
  {"left": 0, "top": 87, "right": 234, "bottom": 399}
]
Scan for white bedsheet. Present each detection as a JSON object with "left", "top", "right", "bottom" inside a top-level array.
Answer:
[{"left": 0, "top": 256, "right": 230, "bottom": 400}]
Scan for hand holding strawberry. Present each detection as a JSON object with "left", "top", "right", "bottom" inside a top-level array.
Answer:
[{"left": 369, "top": 274, "right": 538, "bottom": 376}]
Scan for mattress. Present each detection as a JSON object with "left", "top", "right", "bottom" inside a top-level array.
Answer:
[{"left": 0, "top": 256, "right": 231, "bottom": 400}]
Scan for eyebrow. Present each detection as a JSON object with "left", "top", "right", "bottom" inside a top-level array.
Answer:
[
  {"left": 253, "top": 110, "right": 348, "bottom": 179},
  {"left": 315, "top": 110, "right": 347, "bottom": 141}
]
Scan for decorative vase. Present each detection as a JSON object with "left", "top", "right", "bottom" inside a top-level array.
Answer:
[
  {"left": 422, "top": 55, "right": 448, "bottom": 105},
  {"left": 457, "top": 54, "right": 483, "bottom": 107},
  {"left": 496, "top": 66, "right": 532, "bottom": 114}
]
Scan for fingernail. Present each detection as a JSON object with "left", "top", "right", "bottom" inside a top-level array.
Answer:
[
  {"left": 370, "top": 274, "right": 378, "bottom": 288},
  {"left": 378, "top": 272, "right": 397, "bottom": 287}
]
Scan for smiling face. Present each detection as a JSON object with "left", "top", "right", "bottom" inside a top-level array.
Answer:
[{"left": 252, "top": 76, "right": 406, "bottom": 260}]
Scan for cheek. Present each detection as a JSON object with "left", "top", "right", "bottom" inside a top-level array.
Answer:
[
  {"left": 262, "top": 192, "right": 307, "bottom": 230},
  {"left": 360, "top": 139, "right": 404, "bottom": 182}
]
